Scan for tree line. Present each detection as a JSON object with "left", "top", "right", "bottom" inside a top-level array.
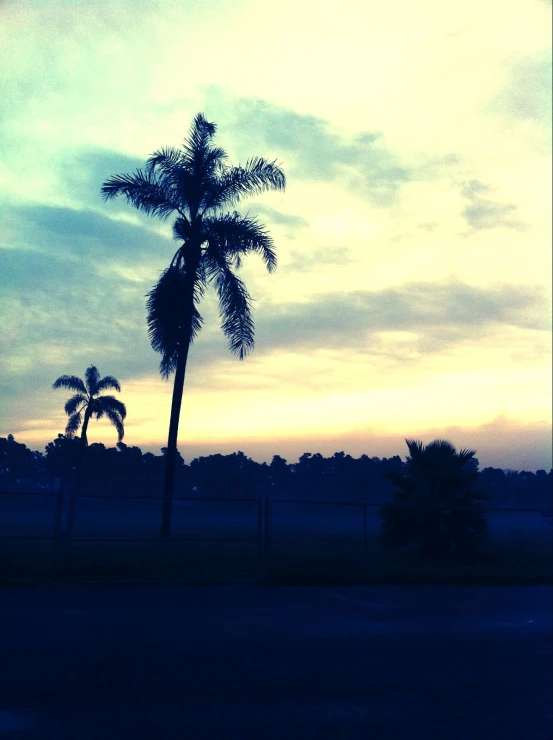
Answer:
[{"left": 1, "top": 433, "right": 551, "bottom": 511}]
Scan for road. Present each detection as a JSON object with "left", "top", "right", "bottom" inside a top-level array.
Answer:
[{"left": 0, "top": 585, "right": 551, "bottom": 738}]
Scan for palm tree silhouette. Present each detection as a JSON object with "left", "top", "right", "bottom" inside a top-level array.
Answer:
[
  {"left": 381, "top": 439, "right": 488, "bottom": 560},
  {"left": 102, "top": 113, "right": 285, "bottom": 536},
  {"left": 53, "top": 366, "right": 126, "bottom": 510},
  {"left": 53, "top": 365, "right": 126, "bottom": 445}
]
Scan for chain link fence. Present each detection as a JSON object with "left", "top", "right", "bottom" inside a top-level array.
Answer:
[{"left": 1, "top": 490, "right": 551, "bottom": 583}]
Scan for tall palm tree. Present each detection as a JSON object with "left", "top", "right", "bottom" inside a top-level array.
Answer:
[
  {"left": 101, "top": 113, "right": 285, "bottom": 536},
  {"left": 53, "top": 366, "right": 126, "bottom": 504}
]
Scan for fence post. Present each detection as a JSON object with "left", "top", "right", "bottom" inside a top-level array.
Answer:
[
  {"left": 262, "top": 491, "right": 271, "bottom": 583},
  {"left": 52, "top": 487, "right": 64, "bottom": 578},
  {"left": 257, "top": 493, "right": 264, "bottom": 581},
  {"left": 63, "top": 492, "right": 76, "bottom": 577},
  {"left": 363, "top": 504, "right": 368, "bottom": 555}
]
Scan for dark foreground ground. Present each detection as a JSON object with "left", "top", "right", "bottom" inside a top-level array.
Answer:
[{"left": 1, "top": 585, "right": 551, "bottom": 739}]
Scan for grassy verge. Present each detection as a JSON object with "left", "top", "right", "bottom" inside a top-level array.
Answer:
[{"left": 1, "top": 532, "right": 551, "bottom": 585}]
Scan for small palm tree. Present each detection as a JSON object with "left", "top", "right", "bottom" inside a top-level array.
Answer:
[
  {"left": 53, "top": 365, "right": 126, "bottom": 444},
  {"left": 380, "top": 439, "right": 488, "bottom": 561},
  {"left": 102, "top": 113, "right": 285, "bottom": 536},
  {"left": 53, "top": 366, "right": 126, "bottom": 503}
]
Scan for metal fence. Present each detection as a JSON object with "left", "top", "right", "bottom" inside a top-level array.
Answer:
[{"left": 1, "top": 489, "right": 551, "bottom": 582}]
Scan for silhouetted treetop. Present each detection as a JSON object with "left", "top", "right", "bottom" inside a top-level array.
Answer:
[{"left": 53, "top": 365, "right": 126, "bottom": 443}]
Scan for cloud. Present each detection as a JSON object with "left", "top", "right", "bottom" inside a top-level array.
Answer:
[
  {"left": 244, "top": 203, "right": 309, "bottom": 230},
  {"left": 253, "top": 280, "right": 551, "bottom": 354},
  {"left": 3, "top": 240, "right": 548, "bottom": 417},
  {"left": 0, "top": 200, "right": 179, "bottom": 417},
  {"left": 207, "top": 92, "right": 414, "bottom": 207},
  {"left": 287, "top": 246, "right": 351, "bottom": 272},
  {"left": 59, "top": 148, "right": 148, "bottom": 209},
  {"left": 0, "top": 248, "right": 155, "bottom": 380},
  {"left": 3, "top": 201, "right": 173, "bottom": 265},
  {"left": 491, "top": 52, "right": 552, "bottom": 125},
  {"left": 460, "top": 180, "right": 522, "bottom": 231},
  {"left": 211, "top": 93, "right": 530, "bottom": 237}
]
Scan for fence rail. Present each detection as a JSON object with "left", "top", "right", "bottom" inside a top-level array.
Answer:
[{"left": 1, "top": 489, "right": 551, "bottom": 583}]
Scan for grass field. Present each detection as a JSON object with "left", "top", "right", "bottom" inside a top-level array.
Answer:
[{"left": 2, "top": 531, "right": 551, "bottom": 585}]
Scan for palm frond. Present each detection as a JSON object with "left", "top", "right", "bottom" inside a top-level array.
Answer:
[
  {"left": 213, "top": 263, "right": 255, "bottom": 359},
  {"left": 65, "top": 412, "right": 82, "bottom": 438},
  {"left": 105, "top": 408, "right": 125, "bottom": 442},
  {"left": 95, "top": 376, "right": 122, "bottom": 394},
  {"left": 198, "top": 146, "right": 230, "bottom": 196},
  {"left": 85, "top": 366, "right": 100, "bottom": 395},
  {"left": 101, "top": 170, "right": 179, "bottom": 220},
  {"left": 97, "top": 395, "right": 127, "bottom": 420},
  {"left": 457, "top": 448, "right": 477, "bottom": 466},
  {"left": 204, "top": 213, "right": 277, "bottom": 272},
  {"left": 145, "top": 146, "right": 183, "bottom": 176},
  {"left": 172, "top": 217, "right": 193, "bottom": 243},
  {"left": 207, "top": 158, "right": 286, "bottom": 210},
  {"left": 64, "top": 394, "right": 87, "bottom": 416},
  {"left": 146, "top": 266, "right": 203, "bottom": 379},
  {"left": 405, "top": 439, "right": 425, "bottom": 461},
  {"left": 145, "top": 148, "right": 199, "bottom": 216},
  {"left": 182, "top": 113, "right": 217, "bottom": 163},
  {"left": 187, "top": 147, "right": 228, "bottom": 214},
  {"left": 428, "top": 439, "right": 457, "bottom": 454},
  {"left": 52, "top": 375, "right": 87, "bottom": 394}
]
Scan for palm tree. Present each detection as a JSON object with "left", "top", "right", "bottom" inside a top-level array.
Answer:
[
  {"left": 380, "top": 439, "right": 489, "bottom": 561},
  {"left": 102, "top": 113, "right": 285, "bottom": 536},
  {"left": 53, "top": 366, "right": 126, "bottom": 504}
]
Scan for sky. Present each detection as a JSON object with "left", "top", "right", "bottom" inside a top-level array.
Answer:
[{"left": 0, "top": 0, "right": 551, "bottom": 471}]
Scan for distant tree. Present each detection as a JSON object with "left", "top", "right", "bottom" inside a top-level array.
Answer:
[
  {"left": 536, "top": 470, "right": 553, "bottom": 512},
  {"left": 269, "top": 455, "right": 290, "bottom": 496},
  {"left": 53, "top": 365, "right": 126, "bottom": 498},
  {"left": 329, "top": 451, "right": 371, "bottom": 500},
  {"left": 44, "top": 434, "right": 81, "bottom": 485},
  {"left": 291, "top": 453, "right": 327, "bottom": 498},
  {"left": 102, "top": 113, "right": 285, "bottom": 536},
  {"left": 380, "top": 439, "right": 489, "bottom": 561},
  {"left": 0, "top": 435, "right": 42, "bottom": 491},
  {"left": 479, "top": 467, "right": 508, "bottom": 506},
  {"left": 188, "top": 451, "right": 261, "bottom": 498}
]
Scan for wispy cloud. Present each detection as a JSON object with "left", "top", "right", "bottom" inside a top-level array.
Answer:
[
  {"left": 59, "top": 149, "right": 148, "bottom": 210},
  {"left": 254, "top": 280, "right": 551, "bottom": 354},
  {"left": 244, "top": 203, "right": 309, "bottom": 230},
  {"left": 490, "top": 52, "right": 553, "bottom": 125},
  {"left": 460, "top": 180, "right": 522, "bottom": 231},
  {"left": 209, "top": 94, "right": 414, "bottom": 207},
  {"left": 3, "top": 201, "right": 173, "bottom": 264}
]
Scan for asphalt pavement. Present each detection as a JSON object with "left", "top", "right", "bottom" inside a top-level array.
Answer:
[{"left": 0, "top": 585, "right": 551, "bottom": 739}]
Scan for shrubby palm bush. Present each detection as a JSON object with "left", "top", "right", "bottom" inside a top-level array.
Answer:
[{"left": 380, "top": 439, "right": 489, "bottom": 562}]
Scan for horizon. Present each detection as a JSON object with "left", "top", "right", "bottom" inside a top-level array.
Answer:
[
  {"left": 1, "top": 0, "right": 551, "bottom": 473},
  {"left": 5, "top": 424, "right": 552, "bottom": 473}
]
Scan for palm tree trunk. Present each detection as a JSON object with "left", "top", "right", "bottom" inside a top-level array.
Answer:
[
  {"left": 160, "top": 253, "right": 199, "bottom": 538},
  {"left": 67, "top": 410, "right": 90, "bottom": 535},
  {"left": 161, "top": 339, "right": 192, "bottom": 537}
]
